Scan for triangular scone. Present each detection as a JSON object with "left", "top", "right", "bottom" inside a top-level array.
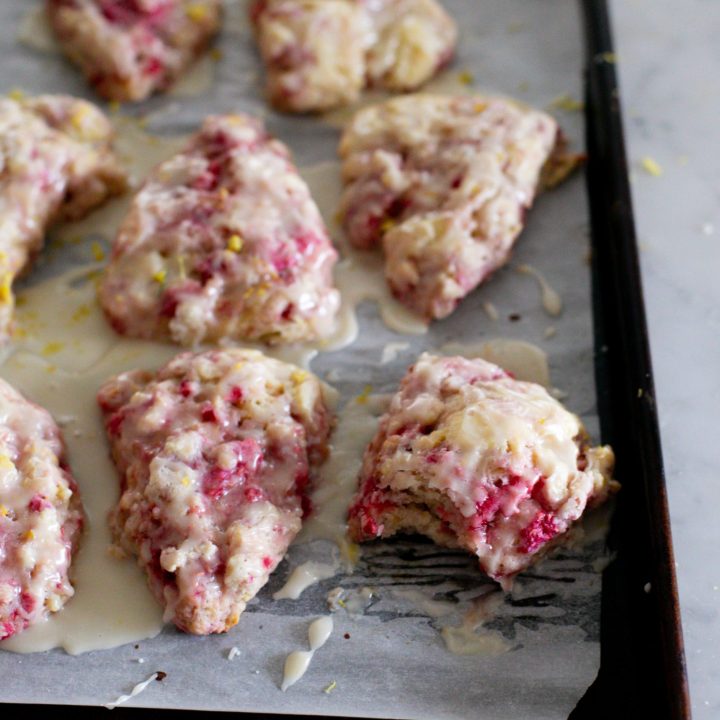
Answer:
[
  {"left": 0, "top": 94, "right": 126, "bottom": 342},
  {"left": 348, "top": 354, "right": 618, "bottom": 581},
  {"left": 99, "top": 114, "right": 340, "bottom": 346},
  {"left": 47, "top": 0, "right": 221, "bottom": 102},
  {"left": 339, "top": 94, "right": 564, "bottom": 320},
  {"left": 97, "top": 349, "right": 334, "bottom": 635},
  {"left": 0, "top": 378, "right": 84, "bottom": 641},
  {"left": 250, "top": 0, "right": 457, "bottom": 113}
]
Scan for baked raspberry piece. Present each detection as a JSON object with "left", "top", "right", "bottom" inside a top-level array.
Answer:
[
  {"left": 97, "top": 348, "right": 334, "bottom": 634},
  {"left": 348, "top": 354, "right": 618, "bottom": 581},
  {"left": 0, "top": 94, "right": 126, "bottom": 342},
  {"left": 338, "top": 94, "right": 563, "bottom": 320},
  {"left": 99, "top": 114, "right": 340, "bottom": 346},
  {"left": 47, "top": 0, "right": 221, "bottom": 102},
  {"left": 250, "top": 0, "right": 457, "bottom": 112},
  {"left": 0, "top": 378, "right": 84, "bottom": 641}
]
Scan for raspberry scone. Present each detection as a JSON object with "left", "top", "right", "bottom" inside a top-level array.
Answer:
[
  {"left": 47, "top": 0, "right": 221, "bottom": 102},
  {"left": 0, "top": 378, "right": 84, "bottom": 641},
  {"left": 99, "top": 114, "right": 340, "bottom": 346},
  {"left": 250, "top": 0, "right": 457, "bottom": 113},
  {"left": 363, "top": 0, "right": 458, "bottom": 92},
  {"left": 348, "top": 354, "right": 617, "bottom": 582},
  {"left": 339, "top": 94, "right": 562, "bottom": 320},
  {"left": 0, "top": 94, "right": 126, "bottom": 342},
  {"left": 97, "top": 349, "right": 334, "bottom": 634}
]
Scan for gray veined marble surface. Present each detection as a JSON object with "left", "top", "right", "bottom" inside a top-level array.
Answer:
[{"left": 612, "top": 0, "right": 720, "bottom": 716}]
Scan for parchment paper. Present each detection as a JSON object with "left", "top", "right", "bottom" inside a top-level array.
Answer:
[{"left": 0, "top": 1, "right": 608, "bottom": 718}]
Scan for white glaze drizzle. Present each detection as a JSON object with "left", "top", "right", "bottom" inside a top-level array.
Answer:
[
  {"left": 440, "top": 338, "right": 551, "bottom": 387},
  {"left": 380, "top": 341, "right": 410, "bottom": 365},
  {"left": 482, "top": 301, "right": 500, "bottom": 321},
  {"left": 281, "top": 616, "right": 334, "bottom": 691},
  {"left": 299, "top": 395, "right": 389, "bottom": 553},
  {"left": 17, "top": 7, "right": 58, "bottom": 54},
  {"left": 516, "top": 263, "right": 563, "bottom": 317},
  {"left": 440, "top": 592, "right": 510, "bottom": 656},
  {"left": 391, "top": 588, "right": 456, "bottom": 618},
  {"left": 273, "top": 560, "right": 340, "bottom": 601},
  {"left": 104, "top": 672, "right": 159, "bottom": 710}
]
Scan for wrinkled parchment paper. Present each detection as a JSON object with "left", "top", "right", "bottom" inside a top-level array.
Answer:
[{"left": 0, "top": 1, "right": 608, "bottom": 718}]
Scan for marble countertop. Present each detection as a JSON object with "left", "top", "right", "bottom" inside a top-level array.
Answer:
[{"left": 612, "top": 0, "right": 720, "bottom": 716}]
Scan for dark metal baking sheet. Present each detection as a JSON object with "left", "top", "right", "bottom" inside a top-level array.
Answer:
[{"left": 0, "top": 0, "right": 689, "bottom": 717}]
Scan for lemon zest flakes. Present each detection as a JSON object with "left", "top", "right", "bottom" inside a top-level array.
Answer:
[
  {"left": 227, "top": 234, "right": 243, "bottom": 253},
  {"left": 0, "top": 273, "right": 13, "bottom": 304},
  {"left": 0, "top": 505, "right": 8, "bottom": 517},
  {"left": 181, "top": 476, "right": 191, "bottom": 487},
  {"left": 641, "top": 156, "right": 663, "bottom": 177},
  {"left": 186, "top": 3, "right": 208, "bottom": 22},
  {"left": 355, "top": 385, "right": 372, "bottom": 405},
  {"left": 72, "top": 304, "right": 91, "bottom": 323},
  {"left": 91, "top": 241, "right": 106, "bottom": 262},
  {"left": 550, "top": 94, "right": 584, "bottom": 112},
  {"left": 458, "top": 70, "right": 474, "bottom": 86},
  {"left": 42, "top": 341, "right": 64, "bottom": 357},
  {"left": 0, "top": 455, "right": 14, "bottom": 471},
  {"left": 8, "top": 88, "right": 24, "bottom": 101},
  {"left": 323, "top": 681, "right": 337, "bottom": 695},
  {"left": 153, "top": 269, "right": 167, "bottom": 284},
  {"left": 69, "top": 104, "right": 105, "bottom": 140},
  {"left": 291, "top": 369, "right": 308, "bottom": 384},
  {"left": 341, "top": 540, "right": 360, "bottom": 567},
  {"left": 380, "top": 218, "right": 395, "bottom": 233},
  {"left": 24, "top": 530, "right": 35, "bottom": 541}
]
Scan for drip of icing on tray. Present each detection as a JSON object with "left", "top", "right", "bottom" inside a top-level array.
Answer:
[
  {"left": 168, "top": 56, "right": 216, "bottom": 98},
  {"left": 281, "top": 616, "right": 334, "bottom": 691},
  {"left": 516, "top": 263, "right": 563, "bottom": 317},
  {"left": 298, "top": 394, "right": 390, "bottom": 561},
  {"left": 440, "top": 591, "right": 510, "bottom": 656},
  {"left": 440, "top": 338, "right": 551, "bottom": 388},
  {"left": 17, "top": 6, "right": 58, "bottom": 53},
  {"left": 300, "top": 162, "right": 428, "bottom": 337},
  {"left": 274, "top": 560, "right": 340, "bottom": 600},
  {"left": 104, "top": 672, "right": 160, "bottom": 710},
  {"left": 380, "top": 341, "right": 410, "bottom": 365},
  {"left": 391, "top": 588, "right": 456, "bottom": 618}
]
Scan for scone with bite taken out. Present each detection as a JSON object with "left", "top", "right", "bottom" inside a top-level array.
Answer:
[{"left": 348, "top": 353, "right": 618, "bottom": 583}]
